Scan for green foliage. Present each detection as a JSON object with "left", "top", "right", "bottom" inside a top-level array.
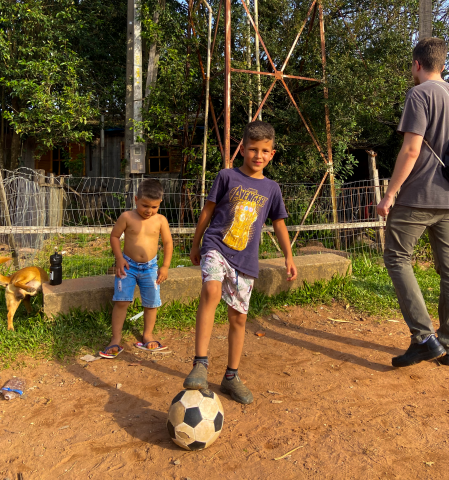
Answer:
[
  {"left": 1, "top": 0, "right": 448, "bottom": 179},
  {"left": 138, "top": 0, "right": 448, "bottom": 182},
  {"left": 64, "top": 153, "right": 86, "bottom": 177},
  {"left": 0, "top": 0, "right": 97, "bottom": 153}
]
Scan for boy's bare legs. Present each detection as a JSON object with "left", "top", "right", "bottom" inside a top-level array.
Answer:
[
  {"left": 105, "top": 301, "right": 130, "bottom": 353},
  {"left": 195, "top": 280, "right": 223, "bottom": 355},
  {"left": 142, "top": 307, "right": 160, "bottom": 348},
  {"left": 219, "top": 305, "right": 253, "bottom": 404},
  {"left": 227, "top": 305, "right": 247, "bottom": 369},
  {"left": 184, "top": 280, "right": 222, "bottom": 390}
]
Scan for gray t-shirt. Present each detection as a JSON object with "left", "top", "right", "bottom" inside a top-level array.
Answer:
[{"left": 396, "top": 80, "right": 449, "bottom": 208}]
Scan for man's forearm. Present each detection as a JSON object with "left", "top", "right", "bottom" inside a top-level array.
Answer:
[
  {"left": 384, "top": 132, "right": 422, "bottom": 199},
  {"left": 384, "top": 151, "right": 419, "bottom": 199}
]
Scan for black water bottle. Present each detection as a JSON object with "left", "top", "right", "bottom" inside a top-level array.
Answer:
[{"left": 50, "top": 248, "right": 63, "bottom": 286}]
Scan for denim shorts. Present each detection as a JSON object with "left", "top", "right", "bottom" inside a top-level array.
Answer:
[{"left": 112, "top": 253, "right": 161, "bottom": 308}]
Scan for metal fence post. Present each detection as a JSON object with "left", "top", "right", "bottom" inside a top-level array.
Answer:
[{"left": 319, "top": 2, "right": 339, "bottom": 249}]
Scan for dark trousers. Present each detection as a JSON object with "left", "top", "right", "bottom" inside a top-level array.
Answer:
[{"left": 384, "top": 204, "right": 449, "bottom": 349}]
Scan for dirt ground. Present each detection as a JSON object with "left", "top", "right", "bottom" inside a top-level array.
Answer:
[{"left": 1, "top": 303, "right": 449, "bottom": 480}]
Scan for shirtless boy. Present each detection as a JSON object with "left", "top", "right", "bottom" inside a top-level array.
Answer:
[{"left": 99, "top": 179, "right": 173, "bottom": 358}]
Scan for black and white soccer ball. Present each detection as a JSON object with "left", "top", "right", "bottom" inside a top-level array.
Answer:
[{"left": 167, "top": 389, "right": 224, "bottom": 451}]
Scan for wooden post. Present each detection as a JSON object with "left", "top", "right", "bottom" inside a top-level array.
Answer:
[
  {"left": 367, "top": 150, "right": 385, "bottom": 251},
  {"left": 58, "top": 176, "right": 65, "bottom": 227},
  {"left": 0, "top": 172, "right": 19, "bottom": 267}
]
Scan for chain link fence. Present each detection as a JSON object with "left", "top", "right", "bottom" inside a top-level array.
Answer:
[{"left": 0, "top": 168, "right": 388, "bottom": 278}]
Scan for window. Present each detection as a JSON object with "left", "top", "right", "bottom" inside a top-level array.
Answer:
[
  {"left": 148, "top": 146, "right": 170, "bottom": 173},
  {"left": 52, "top": 148, "right": 70, "bottom": 175},
  {"left": 35, "top": 143, "right": 85, "bottom": 175}
]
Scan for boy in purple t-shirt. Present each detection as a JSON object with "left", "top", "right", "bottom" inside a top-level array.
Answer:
[{"left": 183, "top": 121, "right": 298, "bottom": 404}]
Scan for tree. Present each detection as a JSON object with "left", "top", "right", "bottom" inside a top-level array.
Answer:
[
  {"left": 0, "top": 0, "right": 98, "bottom": 168},
  {"left": 137, "top": 0, "right": 448, "bottom": 182}
]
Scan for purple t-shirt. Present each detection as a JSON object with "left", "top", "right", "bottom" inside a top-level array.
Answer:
[{"left": 201, "top": 168, "right": 288, "bottom": 278}]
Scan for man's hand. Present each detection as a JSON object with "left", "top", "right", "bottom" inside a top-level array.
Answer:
[
  {"left": 115, "top": 258, "right": 129, "bottom": 278},
  {"left": 377, "top": 194, "right": 394, "bottom": 217},
  {"left": 190, "top": 245, "right": 201, "bottom": 266},
  {"left": 285, "top": 258, "right": 297, "bottom": 281},
  {"left": 156, "top": 266, "right": 168, "bottom": 285}
]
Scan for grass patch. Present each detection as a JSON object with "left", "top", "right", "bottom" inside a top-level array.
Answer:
[{"left": 0, "top": 255, "right": 442, "bottom": 369}]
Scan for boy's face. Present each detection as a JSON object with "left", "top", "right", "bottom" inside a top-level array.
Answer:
[
  {"left": 135, "top": 196, "right": 162, "bottom": 219},
  {"left": 239, "top": 138, "right": 275, "bottom": 176}
]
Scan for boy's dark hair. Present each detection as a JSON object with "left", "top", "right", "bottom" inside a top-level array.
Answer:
[
  {"left": 413, "top": 37, "right": 447, "bottom": 73},
  {"left": 137, "top": 179, "right": 163, "bottom": 200},
  {"left": 242, "top": 120, "right": 275, "bottom": 147}
]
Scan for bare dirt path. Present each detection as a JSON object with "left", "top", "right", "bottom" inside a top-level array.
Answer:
[{"left": 1, "top": 303, "right": 448, "bottom": 480}]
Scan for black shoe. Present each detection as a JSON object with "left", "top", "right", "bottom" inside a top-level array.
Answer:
[
  {"left": 392, "top": 335, "right": 446, "bottom": 368},
  {"left": 438, "top": 354, "right": 449, "bottom": 366}
]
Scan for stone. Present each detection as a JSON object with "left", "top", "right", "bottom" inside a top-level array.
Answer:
[{"left": 80, "top": 355, "right": 101, "bottom": 362}]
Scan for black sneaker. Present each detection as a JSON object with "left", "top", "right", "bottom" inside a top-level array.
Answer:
[
  {"left": 438, "top": 354, "right": 449, "bottom": 366},
  {"left": 183, "top": 363, "right": 208, "bottom": 389},
  {"left": 220, "top": 373, "right": 253, "bottom": 404},
  {"left": 392, "top": 335, "right": 446, "bottom": 367}
]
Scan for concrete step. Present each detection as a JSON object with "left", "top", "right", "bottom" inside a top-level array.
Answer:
[{"left": 42, "top": 253, "right": 351, "bottom": 316}]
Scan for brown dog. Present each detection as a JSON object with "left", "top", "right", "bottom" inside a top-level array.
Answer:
[{"left": 0, "top": 257, "right": 49, "bottom": 331}]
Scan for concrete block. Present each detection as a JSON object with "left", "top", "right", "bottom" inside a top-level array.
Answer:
[
  {"left": 255, "top": 254, "right": 351, "bottom": 297},
  {"left": 42, "top": 253, "right": 351, "bottom": 317}
]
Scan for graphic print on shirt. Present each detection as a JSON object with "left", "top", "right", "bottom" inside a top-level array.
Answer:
[{"left": 222, "top": 185, "right": 268, "bottom": 251}]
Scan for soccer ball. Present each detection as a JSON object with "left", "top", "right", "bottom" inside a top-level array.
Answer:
[{"left": 167, "top": 389, "right": 224, "bottom": 451}]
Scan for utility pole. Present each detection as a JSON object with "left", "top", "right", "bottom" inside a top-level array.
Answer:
[
  {"left": 254, "top": 0, "right": 262, "bottom": 121},
  {"left": 125, "top": 0, "right": 134, "bottom": 177},
  {"left": 224, "top": 0, "right": 231, "bottom": 168},
  {"left": 419, "top": 0, "right": 432, "bottom": 40},
  {"left": 126, "top": 0, "right": 146, "bottom": 177}
]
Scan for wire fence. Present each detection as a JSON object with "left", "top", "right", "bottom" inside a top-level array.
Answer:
[{"left": 0, "top": 168, "right": 389, "bottom": 278}]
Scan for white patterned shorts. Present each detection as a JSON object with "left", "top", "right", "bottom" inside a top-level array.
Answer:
[{"left": 200, "top": 250, "right": 254, "bottom": 314}]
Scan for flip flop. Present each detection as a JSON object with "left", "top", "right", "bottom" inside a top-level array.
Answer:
[
  {"left": 134, "top": 341, "right": 167, "bottom": 352},
  {"left": 99, "top": 344, "right": 124, "bottom": 359}
]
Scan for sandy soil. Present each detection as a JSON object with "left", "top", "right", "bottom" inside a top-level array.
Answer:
[{"left": 1, "top": 303, "right": 448, "bottom": 480}]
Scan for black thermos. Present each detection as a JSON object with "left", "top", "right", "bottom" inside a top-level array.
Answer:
[{"left": 50, "top": 249, "right": 63, "bottom": 286}]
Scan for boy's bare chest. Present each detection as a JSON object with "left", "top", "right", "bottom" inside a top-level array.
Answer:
[{"left": 125, "top": 218, "right": 160, "bottom": 238}]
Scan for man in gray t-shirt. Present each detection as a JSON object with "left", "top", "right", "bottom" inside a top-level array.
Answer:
[{"left": 377, "top": 37, "right": 449, "bottom": 368}]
